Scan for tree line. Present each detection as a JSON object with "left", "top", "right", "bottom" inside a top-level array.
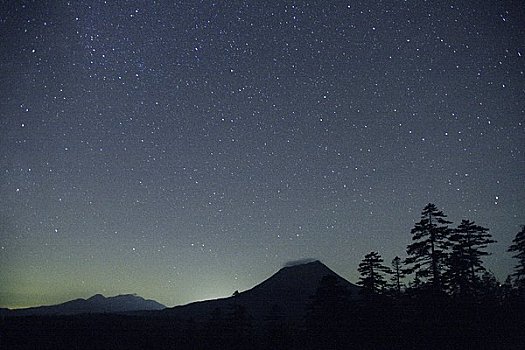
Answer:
[
  {"left": 357, "top": 203, "right": 525, "bottom": 300},
  {"left": 301, "top": 204, "right": 524, "bottom": 348}
]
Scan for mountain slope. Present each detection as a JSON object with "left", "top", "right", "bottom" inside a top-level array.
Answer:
[
  {"left": 9, "top": 294, "right": 165, "bottom": 316},
  {"left": 164, "top": 260, "right": 360, "bottom": 321}
]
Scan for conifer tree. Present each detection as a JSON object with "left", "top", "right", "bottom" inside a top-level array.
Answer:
[
  {"left": 390, "top": 256, "right": 405, "bottom": 295},
  {"left": 405, "top": 203, "right": 451, "bottom": 293},
  {"left": 358, "top": 251, "right": 390, "bottom": 296},
  {"left": 501, "top": 275, "right": 516, "bottom": 301},
  {"left": 508, "top": 226, "right": 525, "bottom": 291},
  {"left": 444, "top": 246, "right": 469, "bottom": 296},
  {"left": 307, "top": 275, "right": 350, "bottom": 324},
  {"left": 477, "top": 270, "right": 500, "bottom": 303},
  {"left": 446, "top": 220, "right": 495, "bottom": 296},
  {"left": 305, "top": 275, "right": 351, "bottom": 348}
]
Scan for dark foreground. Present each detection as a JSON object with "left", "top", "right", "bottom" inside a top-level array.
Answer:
[{"left": 2, "top": 297, "right": 524, "bottom": 350}]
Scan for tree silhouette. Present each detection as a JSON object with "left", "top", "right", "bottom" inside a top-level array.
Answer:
[
  {"left": 305, "top": 275, "right": 351, "bottom": 349},
  {"left": 476, "top": 270, "right": 501, "bottom": 304},
  {"left": 500, "top": 275, "right": 517, "bottom": 302},
  {"left": 307, "top": 275, "right": 350, "bottom": 321},
  {"left": 390, "top": 256, "right": 405, "bottom": 295},
  {"left": 446, "top": 220, "right": 495, "bottom": 296},
  {"left": 405, "top": 203, "right": 451, "bottom": 293},
  {"left": 444, "top": 246, "right": 470, "bottom": 297},
  {"left": 358, "top": 252, "right": 390, "bottom": 296},
  {"left": 508, "top": 225, "right": 525, "bottom": 292}
]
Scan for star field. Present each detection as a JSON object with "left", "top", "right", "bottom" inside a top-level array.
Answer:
[{"left": 1, "top": 1, "right": 524, "bottom": 308}]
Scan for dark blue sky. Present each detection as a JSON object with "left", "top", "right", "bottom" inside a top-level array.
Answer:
[{"left": 1, "top": 0, "right": 523, "bottom": 308}]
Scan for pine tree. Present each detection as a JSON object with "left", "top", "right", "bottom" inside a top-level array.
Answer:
[
  {"left": 405, "top": 203, "right": 452, "bottom": 293},
  {"left": 358, "top": 251, "right": 390, "bottom": 296},
  {"left": 501, "top": 275, "right": 516, "bottom": 302},
  {"left": 508, "top": 226, "right": 525, "bottom": 291},
  {"left": 307, "top": 274, "right": 350, "bottom": 324},
  {"left": 477, "top": 270, "right": 500, "bottom": 303},
  {"left": 446, "top": 220, "right": 495, "bottom": 296},
  {"left": 390, "top": 256, "right": 405, "bottom": 295},
  {"left": 305, "top": 275, "right": 351, "bottom": 348},
  {"left": 444, "top": 246, "right": 469, "bottom": 297}
]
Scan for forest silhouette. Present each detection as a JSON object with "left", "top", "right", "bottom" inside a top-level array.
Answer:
[{"left": 1, "top": 203, "right": 524, "bottom": 349}]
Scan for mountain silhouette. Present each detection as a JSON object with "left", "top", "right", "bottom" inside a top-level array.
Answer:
[
  {"left": 7, "top": 294, "right": 165, "bottom": 316},
  {"left": 164, "top": 260, "right": 360, "bottom": 321}
]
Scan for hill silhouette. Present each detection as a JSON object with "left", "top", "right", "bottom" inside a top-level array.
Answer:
[{"left": 7, "top": 293, "right": 165, "bottom": 316}]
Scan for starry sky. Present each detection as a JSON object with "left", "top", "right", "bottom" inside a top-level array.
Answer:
[{"left": 1, "top": 1, "right": 524, "bottom": 308}]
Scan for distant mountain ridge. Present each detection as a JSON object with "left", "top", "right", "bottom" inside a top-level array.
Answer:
[
  {"left": 163, "top": 260, "right": 360, "bottom": 321},
  {"left": 5, "top": 261, "right": 358, "bottom": 320},
  {"left": 7, "top": 293, "right": 165, "bottom": 316}
]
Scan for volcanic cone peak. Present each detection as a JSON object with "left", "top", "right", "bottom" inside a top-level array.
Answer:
[
  {"left": 242, "top": 260, "right": 359, "bottom": 299},
  {"left": 166, "top": 260, "right": 360, "bottom": 321}
]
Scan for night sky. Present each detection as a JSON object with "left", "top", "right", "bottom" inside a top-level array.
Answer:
[{"left": 1, "top": 1, "right": 524, "bottom": 308}]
